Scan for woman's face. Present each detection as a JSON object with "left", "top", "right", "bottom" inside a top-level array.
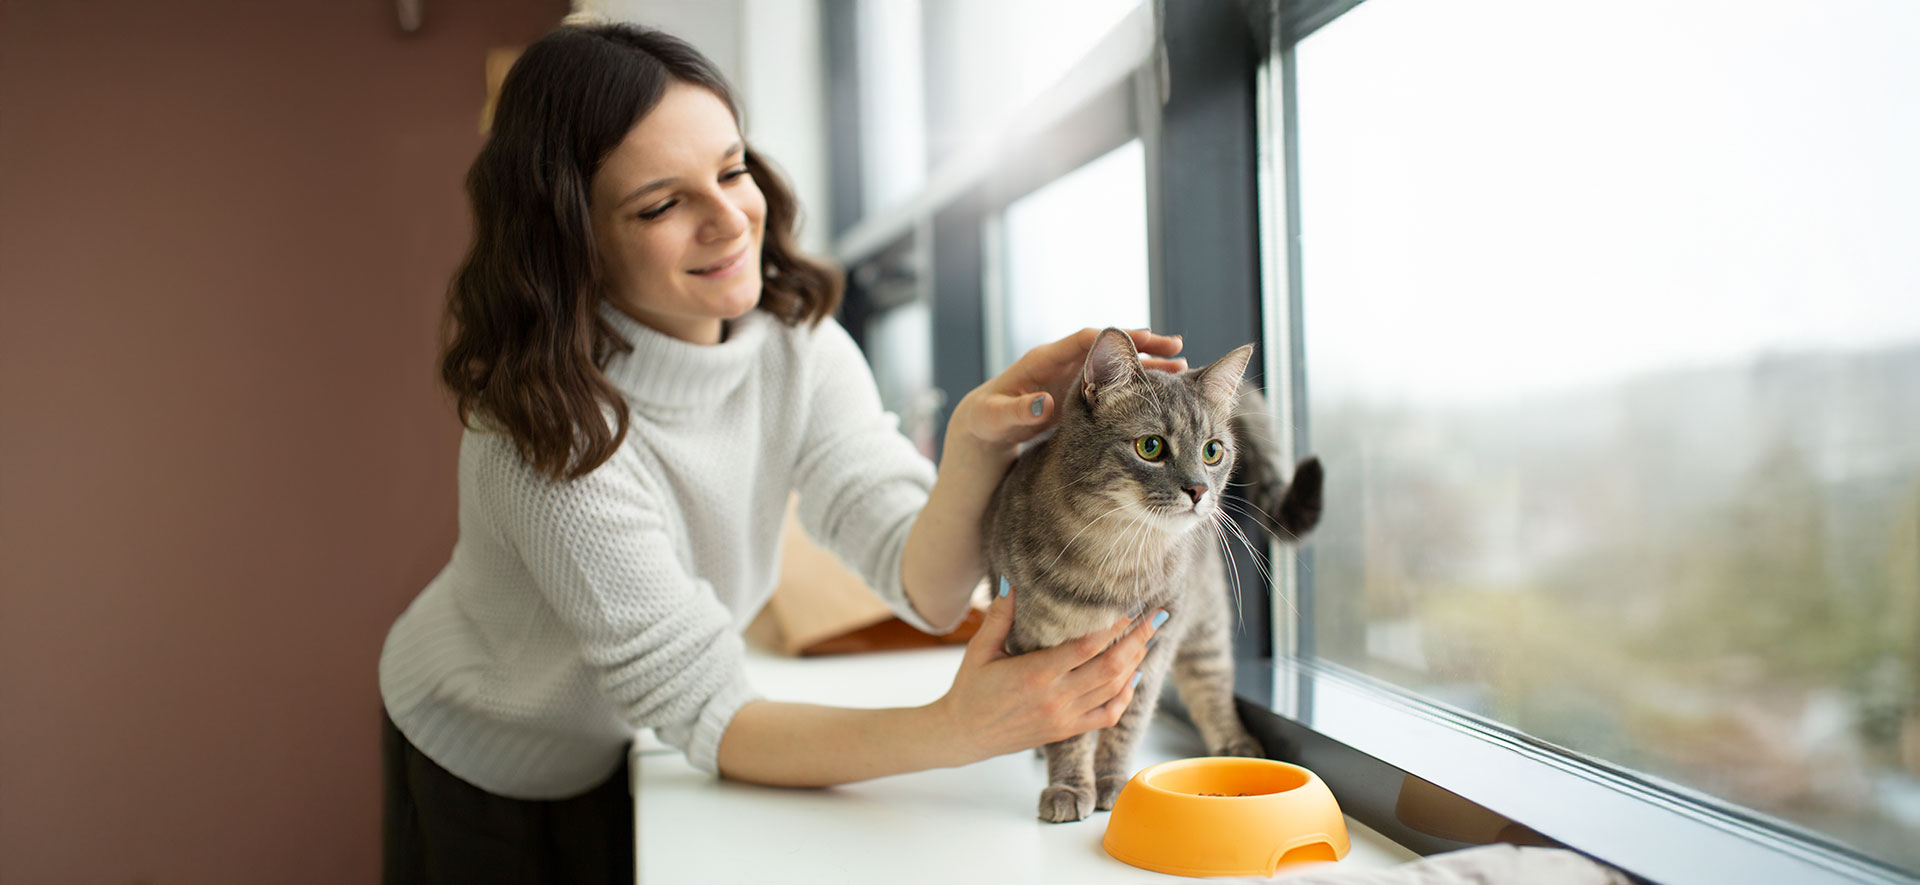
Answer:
[{"left": 590, "top": 82, "right": 767, "bottom": 345}]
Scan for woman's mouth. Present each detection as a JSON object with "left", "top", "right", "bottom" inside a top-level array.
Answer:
[{"left": 688, "top": 249, "right": 748, "bottom": 278}]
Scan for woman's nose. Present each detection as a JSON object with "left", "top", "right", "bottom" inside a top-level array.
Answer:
[{"left": 700, "top": 192, "right": 750, "bottom": 241}]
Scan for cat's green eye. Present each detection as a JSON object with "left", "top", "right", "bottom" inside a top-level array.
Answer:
[
  {"left": 1134, "top": 435, "right": 1167, "bottom": 461},
  {"left": 1202, "top": 440, "right": 1224, "bottom": 465}
]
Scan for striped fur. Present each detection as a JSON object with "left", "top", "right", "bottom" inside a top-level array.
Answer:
[{"left": 984, "top": 328, "right": 1323, "bottom": 822}]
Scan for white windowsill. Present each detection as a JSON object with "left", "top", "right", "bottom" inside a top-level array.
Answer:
[{"left": 634, "top": 644, "right": 1418, "bottom": 883}]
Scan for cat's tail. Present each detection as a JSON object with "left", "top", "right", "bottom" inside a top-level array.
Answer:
[{"left": 1228, "top": 387, "right": 1323, "bottom": 541}]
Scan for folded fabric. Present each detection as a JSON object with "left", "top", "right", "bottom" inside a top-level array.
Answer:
[{"left": 1261, "top": 845, "right": 1631, "bottom": 885}]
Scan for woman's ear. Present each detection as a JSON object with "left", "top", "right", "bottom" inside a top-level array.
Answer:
[{"left": 1082, "top": 327, "right": 1144, "bottom": 405}]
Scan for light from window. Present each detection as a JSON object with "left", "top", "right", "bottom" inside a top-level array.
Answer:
[
  {"left": 1295, "top": 0, "right": 1920, "bottom": 872},
  {"left": 856, "top": 0, "right": 927, "bottom": 216},
  {"left": 998, "top": 140, "right": 1150, "bottom": 373},
  {"left": 921, "top": 0, "right": 1144, "bottom": 166}
]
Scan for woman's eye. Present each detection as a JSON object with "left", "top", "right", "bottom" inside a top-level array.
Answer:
[
  {"left": 638, "top": 199, "right": 677, "bottom": 221},
  {"left": 1134, "top": 435, "right": 1166, "bottom": 461},
  {"left": 721, "top": 167, "right": 750, "bottom": 182},
  {"left": 1202, "top": 440, "right": 1224, "bottom": 465}
]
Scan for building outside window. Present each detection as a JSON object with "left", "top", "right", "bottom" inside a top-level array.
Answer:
[{"left": 1293, "top": 0, "right": 1920, "bottom": 872}]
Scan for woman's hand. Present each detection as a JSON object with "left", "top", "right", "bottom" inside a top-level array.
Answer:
[
  {"left": 929, "top": 587, "right": 1163, "bottom": 763},
  {"left": 715, "top": 586, "right": 1162, "bottom": 787},
  {"left": 946, "top": 327, "right": 1185, "bottom": 453}
]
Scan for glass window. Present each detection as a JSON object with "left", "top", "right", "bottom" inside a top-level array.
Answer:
[
  {"left": 855, "top": 0, "right": 927, "bottom": 216},
  {"left": 921, "top": 0, "right": 1143, "bottom": 166},
  {"left": 996, "top": 140, "right": 1150, "bottom": 373},
  {"left": 1294, "top": 0, "right": 1920, "bottom": 873}
]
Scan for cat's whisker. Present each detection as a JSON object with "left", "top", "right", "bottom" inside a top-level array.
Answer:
[
  {"left": 1211, "top": 514, "right": 1257, "bottom": 618},
  {"left": 1221, "top": 496, "right": 1301, "bottom": 544},
  {"left": 1092, "top": 510, "right": 1148, "bottom": 590},
  {"left": 1055, "top": 469, "right": 1106, "bottom": 492},
  {"left": 1215, "top": 510, "right": 1277, "bottom": 591},
  {"left": 1118, "top": 511, "right": 1155, "bottom": 598},
  {"left": 1088, "top": 514, "right": 1129, "bottom": 588},
  {"left": 1205, "top": 516, "right": 1246, "bottom": 634},
  {"left": 1121, "top": 506, "right": 1144, "bottom": 591},
  {"left": 1212, "top": 511, "right": 1300, "bottom": 625},
  {"left": 1039, "top": 502, "right": 1132, "bottom": 576},
  {"left": 1235, "top": 521, "right": 1301, "bottom": 622},
  {"left": 1213, "top": 505, "right": 1305, "bottom": 622}
]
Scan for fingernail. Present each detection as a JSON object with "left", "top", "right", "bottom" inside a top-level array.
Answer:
[
  {"left": 1132, "top": 673, "right": 1142, "bottom": 689},
  {"left": 997, "top": 576, "right": 1009, "bottom": 598},
  {"left": 1030, "top": 395, "right": 1045, "bottom": 417},
  {"left": 1151, "top": 611, "right": 1169, "bottom": 629}
]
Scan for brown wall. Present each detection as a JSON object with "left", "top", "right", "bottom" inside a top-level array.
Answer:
[{"left": 0, "top": 1, "right": 567, "bottom": 881}]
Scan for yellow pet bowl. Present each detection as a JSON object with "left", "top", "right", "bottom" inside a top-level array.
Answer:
[{"left": 1103, "top": 757, "right": 1350, "bottom": 878}]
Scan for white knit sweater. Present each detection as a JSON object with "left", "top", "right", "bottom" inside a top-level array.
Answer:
[{"left": 379, "top": 303, "right": 945, "bottom": 799}]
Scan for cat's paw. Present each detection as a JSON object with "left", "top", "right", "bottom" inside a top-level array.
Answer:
[
  {"left": 1037, "top": 784, "right": 1095, "bottom": 823},
  {"left": 1210, "top": 735, "right": 1265, "bottom": 757},
  {"left": 1095, "top": 775, "right": 1128, "bottom": 811}
]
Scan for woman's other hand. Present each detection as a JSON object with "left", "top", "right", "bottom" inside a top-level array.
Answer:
[
  {"left": 947, "top": 327, "right": 1185, "bottom": 452},
  {"left": 930, "top": 586, "right": 1162, "bottom": 762}
]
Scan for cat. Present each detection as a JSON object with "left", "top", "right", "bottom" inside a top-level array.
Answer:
[{"left": 984, "top": 327, "right": 1323, "bottom": 823}]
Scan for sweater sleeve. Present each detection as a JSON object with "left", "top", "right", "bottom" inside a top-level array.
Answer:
[
  {"left": 473, "top": 433, "right": 759, "bottom": 775},
  {"left": 790, "top": 320, "right": 960, "bottom": 635}
]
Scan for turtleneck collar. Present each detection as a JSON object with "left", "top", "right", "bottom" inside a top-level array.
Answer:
[{"left": 597, "top": 301, "right": 773, "bottom": 411}]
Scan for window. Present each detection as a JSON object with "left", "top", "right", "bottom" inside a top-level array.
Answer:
[
  {"left": 920, "top": 0, "right": 1143, "bottom": 167},
  {"left": 853, "top": 0, "right": 926, "bottom": 216},
  {"left": 991, "top": 140, "right": 1150, "bottom": 374},
  {"left": 1292, "top": 0, "right": 1920, "bottom": 874},
  {"left": 829, "top": 0, "right": 1917, "bottom": 880}
]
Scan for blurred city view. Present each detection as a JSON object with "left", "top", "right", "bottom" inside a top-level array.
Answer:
[
  {"left": 1294, "top": 0, "right": 1920, "bottom": 871},
  {"left": 1309, "top": 341, "right": 1920, "bottom": 871}
]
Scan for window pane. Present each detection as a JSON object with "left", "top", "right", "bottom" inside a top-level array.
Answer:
[
  {"left": 1296, "top": 0, "right": 1920, "bottom": 872},
  {"left": 856, "top": 0, "right": 926, "bottom": 215},
  {"left": 922, "top": 0, "right": 1143, "bottom": 167},
  {"left": 998, "top": 140, "right": 1149, "bottom": 373}
]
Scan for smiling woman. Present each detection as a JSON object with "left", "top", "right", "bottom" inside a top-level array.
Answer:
[
  {"left": 590, "top": 88, "right": 766, "bottom": 346},
  {"left": 441, "top": 24, "right": 838, "bottom": 481},
  {"left": 378, "top": 18, "right": 1187, "bottom": 885}
]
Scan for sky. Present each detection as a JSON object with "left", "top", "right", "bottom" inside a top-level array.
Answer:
[{"left": 1296, "top": 0, "right": 1920, "bottom": 406}]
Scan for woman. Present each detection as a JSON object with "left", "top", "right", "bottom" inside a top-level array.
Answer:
[{"left": 379, "top": 21, "right": 1184, "bottom": 883}]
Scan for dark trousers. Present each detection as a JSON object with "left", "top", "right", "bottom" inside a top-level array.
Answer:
[{"left": 381, "top": 712, "right": 635, "bottom": 885}]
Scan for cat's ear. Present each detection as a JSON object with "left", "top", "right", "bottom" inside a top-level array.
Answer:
[
  {"left": 1194, "top": 343, "right": 1254, "bottom": 411},
  {"left": 1081, "top": 327, "right": 1143, "bottom": 403}
]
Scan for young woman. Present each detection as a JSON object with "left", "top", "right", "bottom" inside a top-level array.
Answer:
[{"left": 379, "top": 21, "right": 1184, "bottom": 883}]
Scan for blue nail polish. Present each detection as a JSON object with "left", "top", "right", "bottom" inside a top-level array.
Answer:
[
  {"left": 998, "top": 576, "right": 1009, "bottom": 598},
  {"left": 1132, "top": 673, "right": 1142, "bottom": 689},
  {"left": 1151, "top": 611, "right": 1169, "bottom": 629},
  {"left": 1030, "top": 396, "right": 1045, "bottom": 417}
]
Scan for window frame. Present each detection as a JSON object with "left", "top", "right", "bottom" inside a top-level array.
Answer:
[{"left": 824, "top": 1, "right": 1917, "bottom": 882}]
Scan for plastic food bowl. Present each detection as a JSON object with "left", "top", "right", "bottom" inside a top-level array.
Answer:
[{"left": 1102, "top": 757, "right": 1350, "bottom": 878}]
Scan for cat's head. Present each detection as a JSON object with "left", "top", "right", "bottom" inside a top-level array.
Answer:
[{"left": 1052, "top": 327, "right": 1254, "bottom": 527}]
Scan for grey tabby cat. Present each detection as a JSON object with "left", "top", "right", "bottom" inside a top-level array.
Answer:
[{"left": 984, "top": 327, "right": 1323, "bottom": 823}]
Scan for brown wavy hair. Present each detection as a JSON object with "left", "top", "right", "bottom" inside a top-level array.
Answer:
[{"left": 441, "top": 23, "right": 842, "bottom": 481}]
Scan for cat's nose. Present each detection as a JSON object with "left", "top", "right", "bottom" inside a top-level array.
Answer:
[{"left": 1183, "top": 483, "right": 1208, "bottom": 505}]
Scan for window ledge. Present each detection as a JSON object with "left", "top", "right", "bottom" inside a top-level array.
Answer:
[
  {"left": 1234, "top": 655, "right": 1914, "bottom": 885},
  {"left": 634, "top": 645, "right": 1418, "bottom": 883}
]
